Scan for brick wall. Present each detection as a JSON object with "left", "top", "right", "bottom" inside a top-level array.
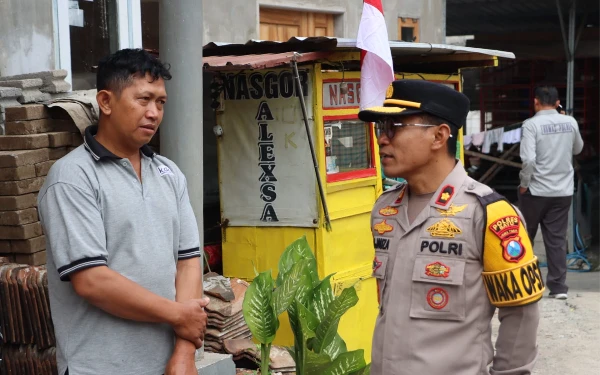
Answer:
[{"left": 0, "top": 104, "right": 82, "bottom": 266}]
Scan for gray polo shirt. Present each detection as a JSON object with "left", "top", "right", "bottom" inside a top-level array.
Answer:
[
  {"left": 38, "top": 125, "right": 201, "bottom": 375},
  {"left": 519, "top": 109, "right": 584, "bottom": 197}
]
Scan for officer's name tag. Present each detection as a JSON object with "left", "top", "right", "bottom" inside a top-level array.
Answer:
[
  {"left": 157, "top": 165, "right": 174, "bottom": 176},
  {"left": 420, "top": 240, "right": 463, "bottom": 256}
]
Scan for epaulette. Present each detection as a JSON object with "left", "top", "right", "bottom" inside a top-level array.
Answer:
[{"left": 476, "top": 191, "right": 545, "bottom": 307}]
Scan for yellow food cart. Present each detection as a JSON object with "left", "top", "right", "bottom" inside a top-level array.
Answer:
[{"left": 202, "top": 37, "right": 514, "bottom": 360}]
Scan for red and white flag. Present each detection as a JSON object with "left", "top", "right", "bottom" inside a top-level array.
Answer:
[{"left": 356, "top": 0, "right": 395, "bottom": 110}]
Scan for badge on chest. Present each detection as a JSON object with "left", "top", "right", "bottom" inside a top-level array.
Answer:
[{"left": 420, "top": 240, "right": 463, "bottom": 256}]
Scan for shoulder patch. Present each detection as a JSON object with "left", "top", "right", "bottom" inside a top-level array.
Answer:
[{"left": 480, "top": 197, "right": 545, "bottom": 307}]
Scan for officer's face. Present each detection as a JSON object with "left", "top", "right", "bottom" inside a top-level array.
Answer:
[{"left": 377, "top": 114, "right": 434, "bottom": 178}]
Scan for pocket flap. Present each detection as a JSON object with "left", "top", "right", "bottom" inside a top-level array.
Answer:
[{"left": 412, "top": 256, "right": 466, "bottom": 285}]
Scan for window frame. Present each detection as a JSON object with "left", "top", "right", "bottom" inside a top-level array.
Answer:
[{"left": 323, "top": 114, "right": 377, "bottom": 183}]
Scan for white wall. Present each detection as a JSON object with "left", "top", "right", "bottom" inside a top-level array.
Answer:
[{"left": 0, "top": 0, "right": 55, "bottom": 76}]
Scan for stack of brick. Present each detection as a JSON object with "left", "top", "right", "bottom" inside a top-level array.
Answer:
[
  {"left": 0, "top": 104, "right": 82, "bottom": 266},
  {"left": 0, "top": 70, "right": 71, "bottom": 135}
]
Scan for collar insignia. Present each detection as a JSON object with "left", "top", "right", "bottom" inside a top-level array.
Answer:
[
  {"left": 394, "top": 186, "right": 407, "bottom": 205},
  {"left": 435, "top": 185, "right": 455, "bottom": 206}
]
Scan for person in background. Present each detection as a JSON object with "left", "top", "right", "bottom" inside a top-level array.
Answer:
[
  {"left": 519, "top": 85, "right": 584, "bottom": 300},
  {"left": 360, "top": 80, "right": 542, "bottom": 375},
  {"left": 38, "top": 49, "right": 208, "bottom": 375}
]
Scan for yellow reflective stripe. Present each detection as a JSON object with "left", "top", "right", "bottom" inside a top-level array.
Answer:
[
  {"left": 383, "top": 99, "right": 422, "bottom": 108},
  {"left": 482, "top": 257, "right": 544, "bottom": 307}
]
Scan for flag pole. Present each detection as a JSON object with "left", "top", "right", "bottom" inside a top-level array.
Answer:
[{"left": 291, "top": 53, "right": 332, "bottom": 232}]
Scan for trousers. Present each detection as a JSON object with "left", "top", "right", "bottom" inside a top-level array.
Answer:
[{"left": 518, "top": 193, "right": 572, "bottom": 294}]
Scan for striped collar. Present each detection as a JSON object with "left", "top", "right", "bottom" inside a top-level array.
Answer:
[{"left": 83, "top": 125, "right": 155, "bottom": 161}]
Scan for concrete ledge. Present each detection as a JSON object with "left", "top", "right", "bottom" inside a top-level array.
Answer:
[{"left": 195, "top": 352, "right": 236, "bottom": 375}]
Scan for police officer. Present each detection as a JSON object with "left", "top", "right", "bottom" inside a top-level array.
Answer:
[{"left": 359, "top": 80, "right": 543, "bottom": 375}]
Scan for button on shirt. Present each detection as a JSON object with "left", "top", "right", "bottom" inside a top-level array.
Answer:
[
  {"left": 520, "top": 109, "right": 584, "bottom": 197},
  {"left": 37, "top": 125, "right": 201, "bottom": 375}
]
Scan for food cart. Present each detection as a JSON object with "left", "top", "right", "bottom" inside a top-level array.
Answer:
[{"left": 202, "top": 37, "right": 514, "bottom": 359}]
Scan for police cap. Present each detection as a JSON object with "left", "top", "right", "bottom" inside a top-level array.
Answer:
[{"left": 358, "top": 80, "right": 470, "bottom": 129}]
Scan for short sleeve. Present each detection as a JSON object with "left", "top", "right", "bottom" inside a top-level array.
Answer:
[
  {"left": 176, "top": 174, "right": 201, "bottom": 260},
  {"left": 38, "top": 183, "right": 108, "bottom": 281}
]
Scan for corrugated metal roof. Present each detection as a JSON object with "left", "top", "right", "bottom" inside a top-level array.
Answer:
[
  {"left": 202, "top": 51, "right": 332, "bottom": 71},
  {"left": 202, "top": 37, "right": 515, "bottom": 59}
]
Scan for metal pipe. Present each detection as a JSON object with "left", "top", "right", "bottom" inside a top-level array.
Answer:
[
  {"left": 291, "top": 54, "right": 332, "bottom": 232},
  {"left": 159, "top": 0, "right": 205, "bottom": 359},
  {"left": 555, "top": 0, "right": 571, "bottom": 61},
  {"left": 567, "top": 0, "right": 576, "bottom": 115}
]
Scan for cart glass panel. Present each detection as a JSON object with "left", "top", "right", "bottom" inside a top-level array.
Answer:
[{"left": 324, "top": 119, "right": 375, "bottom": 182}]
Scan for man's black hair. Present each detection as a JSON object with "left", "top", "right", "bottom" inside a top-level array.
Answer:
[
  {"left": 534, "top": 86, "right": 559, "bottom": 106},
  {"left": 421, "top": 114, "right": 459, "bottom": 158},
  {"left": 96, "top": 48, "right": 172, "bottom": 94}
]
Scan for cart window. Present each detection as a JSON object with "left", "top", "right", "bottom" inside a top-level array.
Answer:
[{"left": 324, "top": 119, "right": 375, "bottom": 182}]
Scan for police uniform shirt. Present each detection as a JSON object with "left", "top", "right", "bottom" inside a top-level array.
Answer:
[{"left": 370, "top": 162, "right": 542, "bottom": 375}]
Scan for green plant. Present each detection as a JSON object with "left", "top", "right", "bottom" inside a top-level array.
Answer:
[{"left": 242, "top": 236, "right": 370, "bottom": 375}]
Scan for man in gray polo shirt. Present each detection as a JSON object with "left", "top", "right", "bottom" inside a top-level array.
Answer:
[
  {"left": 519, "top": 85, "right": 584, "bottom": 300},
  {"left": 38, "top": 49, "right": 209, "bottom": 375}
]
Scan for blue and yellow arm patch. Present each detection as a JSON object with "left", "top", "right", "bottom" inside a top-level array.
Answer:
[{"left": 478, "top": 193, "right": 545, "bottom": 307}]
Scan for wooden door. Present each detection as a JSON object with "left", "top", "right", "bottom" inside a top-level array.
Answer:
[{"left": 260, "top": 8, "right": 334, "bottom": 41}]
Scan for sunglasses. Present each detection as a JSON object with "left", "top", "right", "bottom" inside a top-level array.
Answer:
[{"left": 374, "top": 117, "right": 451, "bottom": 139}]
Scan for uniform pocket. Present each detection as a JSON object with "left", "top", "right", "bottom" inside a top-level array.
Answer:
[
  {"left": 409, "top": 255, "right": 466, "bottom": 321},
  {"left": 373, "top": 251, "right": 390, "bottom": 312}
]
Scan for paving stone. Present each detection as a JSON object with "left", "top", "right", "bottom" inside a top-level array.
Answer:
[
  {"left": 5, "top": 119, "right": 58, "bottom": 135},
  {"left": 5, "top": 105, "right": 50, "bottom": 122},
  {"left": 0, "top": 194, "right": 37, "bottom": 210},
  {"left": 0, "top": 79, "right": 51, "bottom": 104},
  {"left": 48, "top": 147, "right": 68, "bottom": 160},
  {"left": 0, "top": 149, "right": 49, "bottom": 168},
  {"left": 0, "top": 165, "right": 36, "bottom": 181},
  {"left": 47, "top": 132, "right": 72, "bottom": 148},
  {"left": 0, "top": 222, "right": 43, "bottom": 240},
  {"left": 15, "top": 250, "right": 46, "bottom": 266},
  {"left": 0, "top": 208, "right": 38, "bottom": 226},
  {"left": 0, "top": 134, "right": 49, "bottom": 150},
  {"left": 9, "top": 236, "right": 45, "bottom": 254},
  {"left": 0, "top": 240, "right": 9, "bottom": 252},
  {"left": 34, "top": 160, "right": 55, "bottom": 177},
  {"left": 0, "top": 70, "right": 70, "bottom": 94},
  {"left": 72, "top": 132, "right": 84, "bottom": 146},
  {"left": 0, "top": 177, "right": 45, "bottom": 196}
]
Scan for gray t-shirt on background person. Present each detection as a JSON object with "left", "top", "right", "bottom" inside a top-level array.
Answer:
[
  {"left": 38, "top": 126, "right": 201, "bottom": 375},
  {"left": 519, "top": 109, "right": 584, "bottom": 197}
]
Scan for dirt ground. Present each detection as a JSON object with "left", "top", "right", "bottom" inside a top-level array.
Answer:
[{"left": 491, "top": 267, "right": 600, "bottom": 375}]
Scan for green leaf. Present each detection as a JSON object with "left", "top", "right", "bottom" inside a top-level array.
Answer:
[
  {"left": 242, "top": 270, "right": 278, "bottom": 344},
  {"left": 293, "top": 300, "right": 319, "bottom": 375},
  {"left": 277, "top": 236, "right": 316, "bottom": 287},
  {"left": 350, "top": 363, "right": 371, "bottom": 375},
  {"left": 322, "top": 333, "right": 348, "bottom": 361},
  {"left": 312, "top": 287, "right": 359, "bottom": 354},
  {"left": 309, "top": 274, "right": 335, "bottom": 321},
  {"left": 305, "top": 350, "right": 332, "bottom": 375},
  {"left": 322, "top": 350, "right": 366, "bottom": 375},
  {"left": 273, "top": 260, "right": 309, "bottom": 316}
]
